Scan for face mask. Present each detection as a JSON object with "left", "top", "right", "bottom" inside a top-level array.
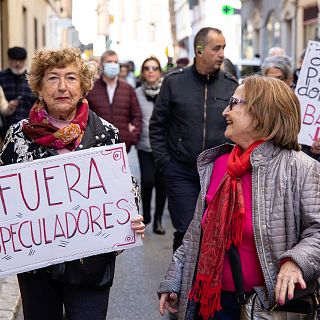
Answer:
[{"left": 103, "top": 63, "right": 120, "bottom": 78}]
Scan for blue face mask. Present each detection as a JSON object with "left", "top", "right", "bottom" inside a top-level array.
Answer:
[{"left": 103, "top": 63, "right": 120, "bottom": 78}]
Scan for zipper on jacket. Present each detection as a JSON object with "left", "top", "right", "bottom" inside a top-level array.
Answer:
[
  {"left": 254, "top": 165, "right": 274, "bottom": 307},
  {"left": 202, "top": 80, "right": 208, "bottom": 151}
]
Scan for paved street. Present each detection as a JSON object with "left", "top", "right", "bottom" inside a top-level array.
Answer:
[
  {"left": 0, "top": 279, "right": 4, "bottom": 290},
  {"left": 15, "top": 220, "right": 174, "bottom": 320},
  {"left": 15, "top": 149, "right": 175, "bottom": 320},
  {"left": 106, "top": 215, "right": 174, "bottom": 320}
]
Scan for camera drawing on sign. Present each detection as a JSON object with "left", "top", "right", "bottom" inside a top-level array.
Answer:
[{"left": 0, "top": 48, "right": 145, "bottom": 320}]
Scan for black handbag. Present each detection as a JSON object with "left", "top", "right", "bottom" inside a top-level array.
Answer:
[
  {"left": 273, "top": 293, "right": 318, "bottom": 314},
  {"left": 51, "top": 252, "right": 116, "bottom": 289},
  {"left": 228, "top": 244, "right": 318, "bottom": 314}
]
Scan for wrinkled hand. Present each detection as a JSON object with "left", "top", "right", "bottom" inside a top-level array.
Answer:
[
  {"left": 159, "top": 292, "right": 178, "bottom": 316},
  {"left": 128, "top": 123, "right": 136, "bottom": 133},
  {"left": 310, "top": 138, "right": 320, "bottom": 154},
  {"left": 131, "top": 215, "right": 145, "bottom": 239},
  {"left": 275, "top": 260, "right": 306, "bottom": 305}
]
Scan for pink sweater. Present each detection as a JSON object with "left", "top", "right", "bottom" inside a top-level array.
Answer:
[{"left": 203, "top": 154, "right": 265, "bottom": 292}]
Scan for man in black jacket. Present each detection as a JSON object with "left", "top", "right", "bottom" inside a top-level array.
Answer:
[{"left": 149, "top": 27, "right": 238, "bottom": 251}]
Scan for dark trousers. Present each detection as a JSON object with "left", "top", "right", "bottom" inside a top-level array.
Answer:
[
  {"left": 164, "top": 159, "right": 200, "bottom": 252},
  {"left": 194, "top": 291, "right": 241, "bottom": 320},
  {"left": 18, "top": 269, "right": 110, "bottom": 320},
  {"left": 137, "top": 150, "right": 167, "bottom": 226}
]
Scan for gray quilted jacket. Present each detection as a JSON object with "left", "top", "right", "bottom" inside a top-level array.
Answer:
[{"left": 158, "top": 142, "right": 320, "bottom": 319}]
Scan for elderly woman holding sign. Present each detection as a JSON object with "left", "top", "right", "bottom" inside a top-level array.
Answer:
[
  {"left": 0, "top": 48, "right": 145, "bottom": 320},
  {"left": 158, "top": 75, "right": 320, "bottom": 320}
]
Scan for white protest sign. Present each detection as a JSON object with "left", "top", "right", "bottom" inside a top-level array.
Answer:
[
  {"left": 296, "top": 40, "right": 320, "bottom": 146},
  {"left": 0, "top": 143, "right": 142, "bottom": 278}
]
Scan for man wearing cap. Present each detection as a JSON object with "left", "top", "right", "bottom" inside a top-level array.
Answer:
[{"left": 0, "top": 46, "right": 36, "bottom": 139}]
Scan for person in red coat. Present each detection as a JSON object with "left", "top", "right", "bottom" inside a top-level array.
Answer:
[{"left": 87, "top": 50, "right": 142, "bottom": 152}]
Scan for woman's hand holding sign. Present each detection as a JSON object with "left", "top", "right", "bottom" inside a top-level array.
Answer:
[{"left": 131, "top": 215, "right": 145, "bottom": 239}]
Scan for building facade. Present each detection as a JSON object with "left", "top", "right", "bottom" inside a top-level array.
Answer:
[
  {"left": 171, "top": 0, "right": 242, "bottom": 65},
  {"left": 0, "top": 0, "right": 73, "bottom": 69},
  {"left": 83, "top": 0, "right": 172, "bottom": 69},
  {"left": 240, "top": 0, "right": 320, "bottom": 66}
]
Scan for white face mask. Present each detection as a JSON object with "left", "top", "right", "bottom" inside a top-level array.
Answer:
[{"left": 103, "top": 63, "right": 120, "bottom": 78}]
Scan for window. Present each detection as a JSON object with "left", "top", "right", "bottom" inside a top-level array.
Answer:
[
  {"left": 34, "top": 18, "right": 38, "bottom": 50},
  {"left": 42, "top": 25, "right": 46, "bottom": 47},
  {"left": 23, "top": 7, "right": 27, "bottom": 47},
  {"left": 266, "top": 11, "right": 280, "bottom": 49},
  {"left": 303, "top": 6, "right": 319, "bottom": 46},
  {"left": 242, "top": 21, "right": 254, "bottom": 58},
  {"left": 188, "top": 0, "right": 199, "bottom": 9}
]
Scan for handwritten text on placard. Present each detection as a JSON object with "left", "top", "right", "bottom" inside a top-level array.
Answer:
[
  {"left": 0, "top": 143, "right": 142, "bottom": 277},
  {"left": 296, "top": 41, "right": 320, "bottom": 146}
]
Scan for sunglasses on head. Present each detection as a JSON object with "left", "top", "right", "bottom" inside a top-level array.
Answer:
[
  {"left": 143, "top": 66, "right": 159, "bottom": 72},
  {"left": 229, "top": 97, "right": 247, "bottom": 110}
]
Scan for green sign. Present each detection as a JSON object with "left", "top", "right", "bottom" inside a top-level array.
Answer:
[{"left": 222, "top": 5, "right": 235, "bottom": 15}]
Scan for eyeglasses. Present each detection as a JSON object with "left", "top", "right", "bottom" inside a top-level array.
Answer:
[
  {"left": 143, "top": 66, "right": 160, "bottom": 72},
  {"left": 229, "top": 97, "right": 247, "bottom": 110}
]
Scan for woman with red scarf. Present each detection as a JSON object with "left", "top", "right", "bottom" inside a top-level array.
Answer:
[
  {"left": 158, "top": 75, "right": 320, "bottom": 320},
  {"left": 0, "top": 48, "right": 145, "bottom": 320}
]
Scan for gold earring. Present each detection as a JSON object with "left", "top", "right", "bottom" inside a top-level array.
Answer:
[{"left": 38, "top": 96, "right": 45, "bottom": 106}]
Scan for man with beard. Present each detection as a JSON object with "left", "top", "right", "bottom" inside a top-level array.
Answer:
[
  {"left": 0, "top": 47, "right": 36, "bottom": 139},
  {"left": 149, "top": 27, "right": 238, "bottom": 252}
]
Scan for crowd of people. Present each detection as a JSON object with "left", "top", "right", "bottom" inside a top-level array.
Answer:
[{"left": 0, "top": 25, "right": 319, "bottom": 320}]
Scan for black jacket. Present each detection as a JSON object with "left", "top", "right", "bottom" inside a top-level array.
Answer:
[{"left": 149, "top": 64, "right": 238, "bottom": 169}]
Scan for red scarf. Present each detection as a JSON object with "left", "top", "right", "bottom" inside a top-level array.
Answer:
[
  {"left": 188, "top": 140, "right": 264, "bottom": 320},
  {"left": 23, "top": 98, "right": 89, "bottom": 150}
]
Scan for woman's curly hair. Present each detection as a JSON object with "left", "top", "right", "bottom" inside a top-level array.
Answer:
[{"left": 28, "top": 47, "right": 97, "bottom": 96}]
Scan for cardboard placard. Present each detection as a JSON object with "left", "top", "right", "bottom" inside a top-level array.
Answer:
[
  {"left": 0, "top": 143, "right": 142, "bottom": 278},
  {"left": 296, "top": 40, "right": 320, "bottom": 146}
]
